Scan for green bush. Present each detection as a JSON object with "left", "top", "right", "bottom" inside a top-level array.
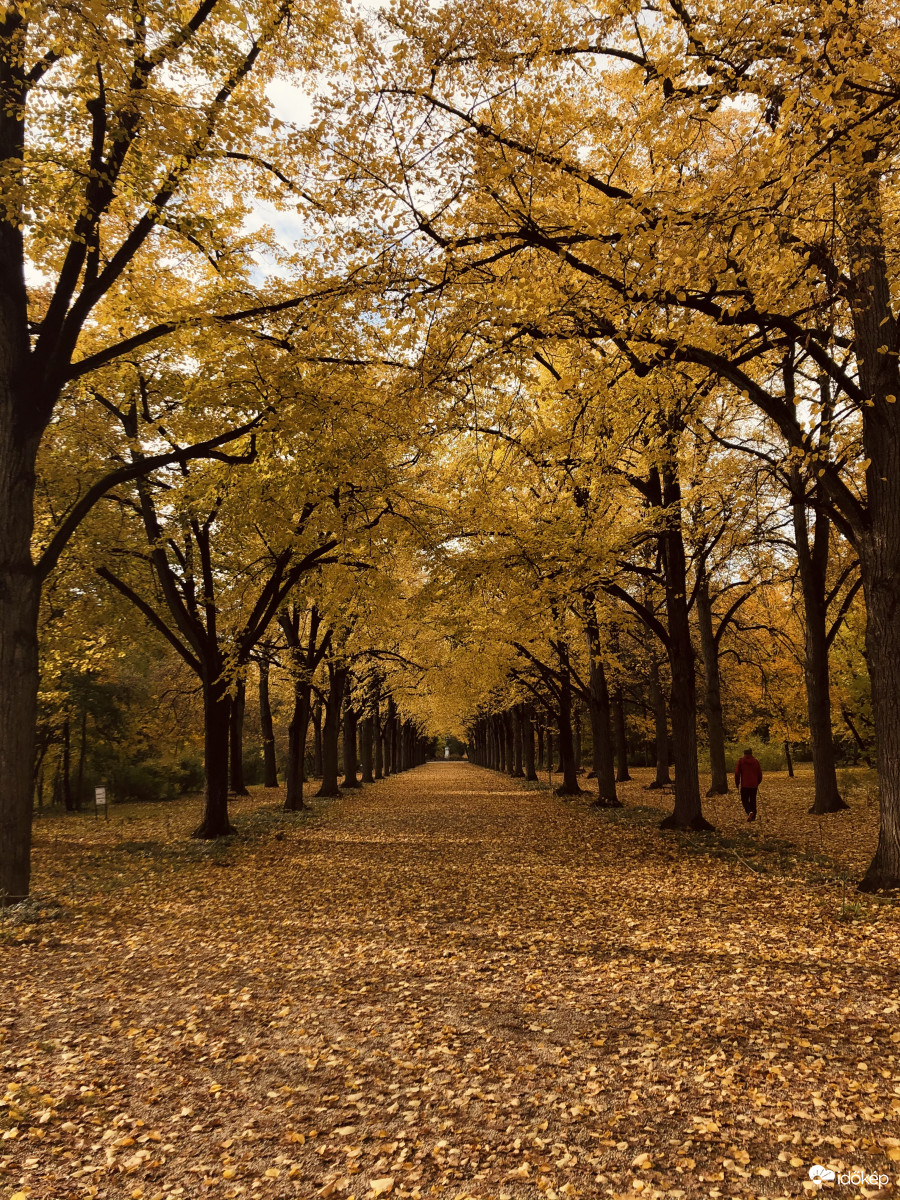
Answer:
[
  {"left": 698, "top": 741, "right": 789, "bottom": 773},
  {"left": 242, "top": 744, "right": 264, "bottom": 786},
  {"left": 172, "top": 754, "right": 205, "bottom": 795},
  {"left": 108, "top": 761, "right": 179, "bottom": 804}
]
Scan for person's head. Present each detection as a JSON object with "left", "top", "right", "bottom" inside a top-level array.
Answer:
[{"left": 743, "top": 748, "right": 753, "bottom": 757}]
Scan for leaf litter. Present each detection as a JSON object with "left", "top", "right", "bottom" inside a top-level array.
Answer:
[{"left": 1, "top": 762, "right": 898, "bottom": 1200}]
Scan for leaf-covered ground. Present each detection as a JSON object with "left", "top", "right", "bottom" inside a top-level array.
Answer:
[{"left": 1, "top": 763, "right": 898, "bottom": 1200}]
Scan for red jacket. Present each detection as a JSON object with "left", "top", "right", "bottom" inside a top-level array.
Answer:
[{"left": 735, "top": 755, "right": 763, "bottom": 788}]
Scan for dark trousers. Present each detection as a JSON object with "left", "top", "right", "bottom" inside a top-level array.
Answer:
[{"left": 740, "top": 786, "right": 758, "bottom": 816}]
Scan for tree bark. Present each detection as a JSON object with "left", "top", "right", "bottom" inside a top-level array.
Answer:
[
  {"left": 792, "top": 484, "right": 847, "bottom": 814},
  {"left": 585, "top": 619, "right": 619, "bottom": 807},
  {"left": 696, "top": 570, "right": 729, "bottom": 795},
  {"left": 509, "top": 711, "right": 523, "bottom": 777},
  {"left": 522, "top": 705, "right": 538, "bottom": 781},
  {"left": 573, "top": 706, "right": 583, "bottom": 775},
  {"left": 342, "top": 679, "right": 361, "bottom": 789},
  {"left": 784, "top": 740, "right": 795, "bottom": 777},
  {"left": 258, "top": 659, "right": 279, "bottom": 788},
  {"left": 837, "top": 172, "right": 900, "bottom": 889},
  {"left": 859, "top": 549, "right": 900, "bottom": 889},
  {"left": 228, "top": 678, "right": 249, "bottom": 796},
  {"left": 656, "top": 459, "right": 711, "bottom": 830},
  {"left": 612, "top": 687, "right": 631, "bottom": 783},
  {"left": 373, "top": 704, "right": 384, "bottom": 778},
  {"left": 316, "top": 665, "right": 346, "bottom": 798},
  {"left": 61, "top": 716, "right": 73, "bottom": 812},
  {"left": 385, "top": 696, "right": 397, "bottom": 775},
  {"left": 74, "top": 706, "right": 87, "bottom": 810},
  {"left": 648, "top": 651, "right": 671, "bottom": 788},
  {"left": 284, "top": 679, "right": 311, "bottom": 811},
  {"left": 554, "top": 643, "right": 582, "bottom": 795},
  {"left": 360, "top": 714, "right": 374, "bottom": 783},
  {"left": 193, "top": 674, "right": 235, "bottom": 838},
  {"left": 313, "top": 702, "right": 323, "bottom": 779},
  {"left": 840, "top": 709, "right": 871, "bottom": 767}
]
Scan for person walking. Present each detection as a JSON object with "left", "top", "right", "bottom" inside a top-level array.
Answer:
[{"left": 734, "top": 748, "right": 763, "bottom": 821}]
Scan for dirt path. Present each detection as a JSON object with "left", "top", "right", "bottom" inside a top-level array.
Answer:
[{"left": 1, "top": 762, "right": 898, "bottom": 1200}]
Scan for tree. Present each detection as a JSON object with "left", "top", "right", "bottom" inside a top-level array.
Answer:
[
  {"left": 331, "top": 0, "right": 900, "bottom": 885},
  {"left": 0, "top": 0, "right": 345, "bottom": 900}
]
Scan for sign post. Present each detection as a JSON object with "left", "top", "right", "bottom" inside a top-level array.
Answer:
[{"left": 95, "top": 785, "right": 108, "bottom": 822}]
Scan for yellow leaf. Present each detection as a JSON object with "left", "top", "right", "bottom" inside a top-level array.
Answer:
[{"left": 370, "top": 1180, "right": 395, "bottom": 1197}]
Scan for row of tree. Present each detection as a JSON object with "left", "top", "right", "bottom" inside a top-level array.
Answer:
[{"left": 2, "top": 0, "right": 899, "bottom": 900}]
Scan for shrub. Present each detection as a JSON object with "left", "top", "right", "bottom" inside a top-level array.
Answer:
[{"left": 107, "top": 761, "right": 179, "bottom": 805}]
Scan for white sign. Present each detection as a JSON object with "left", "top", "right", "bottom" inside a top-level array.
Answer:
[{"left": 94, "top": 787, "right": 107, "bottom": 807}]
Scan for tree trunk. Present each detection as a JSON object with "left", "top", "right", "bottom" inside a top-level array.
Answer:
[
  {"left": 360, "top": 714, "right": 374, "bottom": 783},
  {"left": 840, "top": 709, "right": 871, "bottom": 767},
  {"left": 859, "top": 546, "right": 900, "bottom": 890},
  {"left": 696, "top": 571, "right": 729, "bottom": 795},
  {"left": 74, "top": 706, "right": 87, "bottom": 810},
  {"left": 585, "top": 621, "right": 619, "bottom": 807},
  {"left": 555, "top": 644, "right": 582, "bottom": 795},
  {"left": 61, "top": 716, "right": 73, "bottom": 811},
  {"left": 784, "top": 740, "right": 795, "bottom": 777},
  {"left": 342, "top": 683, "right": 361, "bottom": 788},
  {"left": 648, "top": 651, "right": 671, "bottom": 788},
  {"left": 284, "top": 680, "right": 311, "bottom": 811},
  {"left": 258, "top": 659, "right": 279, "bottom": 788},
  {"left": 316, "top": 666, "right": 346, "bottom": 798},
  {"left": 0, "top": 396, "right": 41, "bottom": 902},
  {"left": 229, "top": 678, "right": 249, "bottom": 797},
  {"left": 313, "top": 701, "right": 323, "bottom": 779},
  {"left": 837, "top": 173, "right": 900, "bottom": 889},
  {"left": 522, "top": 705, "right": 538, "bottom": 781},
  {"left": 374, "top": 704, "right": 384, "bottom": 778},
  {"left": 656, "top": 460, "right": 711, "bottom": 831},
  {"left": 193, "top": 674, "right": 235, "bottom": 838},
  {"left": 792, "top": 486, "right": 847, "bottom": 814},
  {"left": 506, "top": 711, "right": 520, "bottom": 777},
  {"left": 573, "top": 706, "right": 583, "bottom": 775},
  {"left": 385, "top": 697, "right": 397, "bottom": 775},
  {"left": 612, "top": 687, "right": 631, "bottom": 783}
]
